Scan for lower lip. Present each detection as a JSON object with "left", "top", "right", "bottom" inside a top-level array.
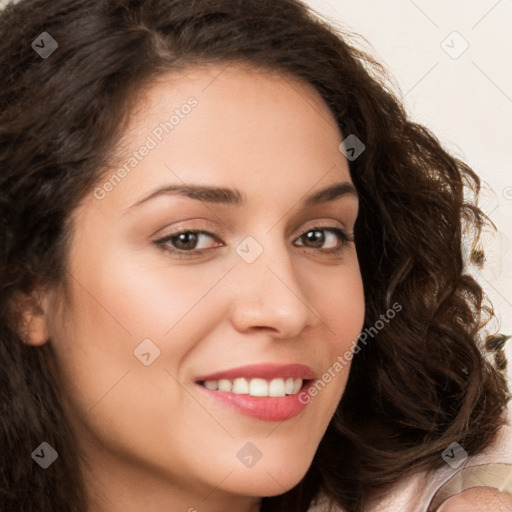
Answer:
[{"left": 197, "top": 381, "right": 313, "bottom": 422}]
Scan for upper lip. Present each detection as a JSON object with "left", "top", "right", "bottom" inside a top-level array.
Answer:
[{"left": 195, "top": 363, "right": 315, "bottom": 382}]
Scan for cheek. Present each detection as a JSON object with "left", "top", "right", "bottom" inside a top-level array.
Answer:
[
  {"left": 60, "top": 243, "right": 228, "bottom": 345},
  {"left": 295, "top": 255, "right": 365, "bottom": 414},
  {"left": 312, "top": 255, "right": 365, "bottom": 353},
  {"left": 45, "top": 254, "right": 219, "bottom": 470},
  {"left": 47, "top": 244, "right": 233, "bottom": 406}
]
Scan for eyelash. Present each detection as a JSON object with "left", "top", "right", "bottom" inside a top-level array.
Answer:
[{"left": 153, "top": 225, "right": 354, "bottom": 259}]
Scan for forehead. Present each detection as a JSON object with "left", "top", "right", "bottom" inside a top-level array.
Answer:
[
  {"left": 118, "top": 62, "right": 345, "bottom": 162},
  {"left": 87, "top": 63, "right": 353, "bottom": 217}
]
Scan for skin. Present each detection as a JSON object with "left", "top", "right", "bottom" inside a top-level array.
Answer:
[
  {"left": 20, "top": 64, "right": 366, "bottom": 512},
  {"left": 438, "top": 486, "right": 512, "bottom": 511}
]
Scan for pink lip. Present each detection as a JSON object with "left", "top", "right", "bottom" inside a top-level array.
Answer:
[
  {"left": 195, "top": 363, "right": 315, "bottom": 382},
  {"left": 194, "top": 363, "right": 315, "bottom": 422}
]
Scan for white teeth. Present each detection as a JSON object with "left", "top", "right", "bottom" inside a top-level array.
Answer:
[
  {"left": 201, "top": 377, "right": 304, "bottom": 397},
  {"left": 285, "top": 377, "right": 295, "bottom": 394},
  {"left": 268, "top": 378, "right": 286, "bottom": 397},
  {"left": 218, "top": 379, "right": 232, "bottom": 392},
  {"left": 232, "top": 378, "right": 250, "bottom": 394},
  {"left": 249, "top": 378, "right": 268, "bottom": 396}
]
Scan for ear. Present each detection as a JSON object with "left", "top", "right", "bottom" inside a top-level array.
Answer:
[{"left": 12, "top": 290, "right": 50, "bottom": 346}]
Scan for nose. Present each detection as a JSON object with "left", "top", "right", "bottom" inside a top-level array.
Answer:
[{"left": 228, "top": 237, "right": 322, "bottom": 340}]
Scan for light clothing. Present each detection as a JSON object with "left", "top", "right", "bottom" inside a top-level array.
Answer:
[{"left": 308, "top": 404, "right": 512, "bottom": 511}]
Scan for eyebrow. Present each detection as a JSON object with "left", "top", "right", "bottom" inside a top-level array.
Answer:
[{"left": 126, "top": 181, "right": 357, "bottom": 212}]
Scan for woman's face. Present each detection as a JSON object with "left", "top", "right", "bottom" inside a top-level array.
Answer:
[{"left": 39, "top": 65, "right": 365, "bottom": 511}]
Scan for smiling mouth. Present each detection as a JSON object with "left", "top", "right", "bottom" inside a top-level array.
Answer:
[
  {"left": 194, "top": 363, "right": 315, "bottom": 421},
  {"left": 197, "top": 377, "right": 305, "bottom": 397},
  {"left": 196, "top": 377, "right": 314, "bottom": 422}
]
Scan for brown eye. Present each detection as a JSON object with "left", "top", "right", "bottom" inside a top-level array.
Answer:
[
  {"left": 294, "top": 227, "right": 353, "bottom": 254},
  {"left": 172, "top": 232, "right": 200, "bottom": 251},
  {"left": 301, "top": 229, "right": 327, "bottom": 249},
  {"left": 154, "top": 230, "right": 221, "bottom": 256},
  {"left": 153, "top": 226, "right": 353, "bottom": 260}
]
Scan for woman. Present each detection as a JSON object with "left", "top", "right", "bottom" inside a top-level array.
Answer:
[{"left": 0, "top": 0, "right": 510, "bottom": 511}]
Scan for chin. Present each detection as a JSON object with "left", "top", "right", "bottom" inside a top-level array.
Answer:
[{"left": 222, "top": 454, "right": 314, "bottom": 497}]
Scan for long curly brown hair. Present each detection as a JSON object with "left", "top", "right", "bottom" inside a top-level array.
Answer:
[{"left": 0, "top": 0, "right": 509, "bottom": 511}]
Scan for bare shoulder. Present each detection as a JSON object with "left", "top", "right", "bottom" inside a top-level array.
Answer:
[{"left": 436, "top": 486, "right": 512, "bottom": 511}]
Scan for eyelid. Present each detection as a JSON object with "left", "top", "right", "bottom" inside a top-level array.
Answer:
[
  {"left": 151, "top": 219, "right": 221, "bottom": 241},
  {"left": 152, "top": 218, "right": 351, "bottom": 244},
  {"left": 295, "top": 218, "right": 349, "bottom": 238}
]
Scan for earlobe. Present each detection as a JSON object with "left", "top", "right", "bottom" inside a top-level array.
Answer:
[{"left": 13, "top": 292, "right": 50, "bottom": 346}]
